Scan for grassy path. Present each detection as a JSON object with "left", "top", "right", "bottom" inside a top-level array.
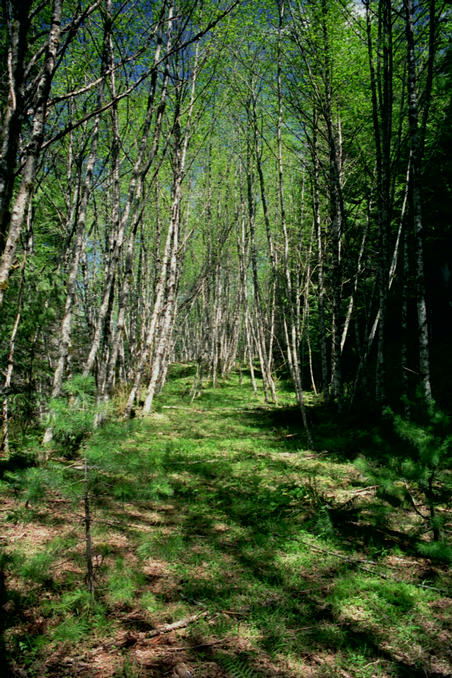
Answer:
[{"left": 1, "top": 369, "right": 451, "bottom": 677}]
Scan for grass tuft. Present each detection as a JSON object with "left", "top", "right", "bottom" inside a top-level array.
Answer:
[{"left": 1, "top": 367, "right": 451, "bottom": 677}]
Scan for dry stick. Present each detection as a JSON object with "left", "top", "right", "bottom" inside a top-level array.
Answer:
[
  {"left": 100, "top": 611, "right": 213, "bottom": 652},
  {"left": 170, "top": 458, "right": 223, "bottom": 465},
  {"left": 347, "top": 485, "right": 379, "bottom": 495},
  {"left": 0, "top": 532, "right": 26, "bottom": 541},
  {"left": 335, "top": 485, "right": 379, "bottom": 508},
  {"left": 300, "top": 451, "right": 329, "bottom": 459},
  {"left": 220, "top": 610, "right": 244, "bottom": 617},
  {"left": 405, "top": 486, "right": 428, "bottom": 520},
  {"left": 147, "top": 611, "right": 210, "bottom": 639}
]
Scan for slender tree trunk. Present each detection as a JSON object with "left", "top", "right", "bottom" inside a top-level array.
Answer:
[
  {"left": 312, "top": 111, "right": 329, "bottom": 400},
  {"left": 320, "top": 0, "right": 343, "bottom": 406},
  {"left": 84, "top": 4, "right": 169, "bottom": 381},
  {"left": 0, "top": 0, "right": 32, "bottom": 253},
  {"left": 401, "top": 226, "right": 410, "bottom": 415},
  {"left": 340, "top": 208, "right": 369, "bottom": 354},
  {"left": 142, "top": 43, "right": 199, "bottom": 414},
  {"left": 276, "top": 0, "right": 311, "bottom": 441},
  {"left": 350, "top": 165, "right": 409, "bottom": 405},
  {"left": 0, "top": 0, "right": 62, "bottom": 309},
  {"left": 102, "top": 5, "right": 174, "bottom": 404},
  {"left": 245, "top": 132, "right": 277, "bottom": 403},
  {"left": 404, "top": 0, "right": 433, "bottom": 405},
  {"left": 1, "top": 253, "right": 26, "bottom": 455},
  {"left": 237, "top": 197, "right": 258, "bottom": 395},
  {"left": 43, "top": 104, "right": 104, "bottom": 444},
  {"left": 250, "top": 94, "right": 278, "bottom": 400}
]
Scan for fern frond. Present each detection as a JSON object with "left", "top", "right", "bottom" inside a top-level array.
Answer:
[{"left": 216, "top": 652, "right": 260, "bottom": 678}]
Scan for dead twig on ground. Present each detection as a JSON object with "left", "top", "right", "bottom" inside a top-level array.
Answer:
[{"left": 148, "top": 611, "right": 210, "bottom": 638}]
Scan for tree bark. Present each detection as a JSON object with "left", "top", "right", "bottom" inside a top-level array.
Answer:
[
  {"left": 0, "top": 0, "right": 32, "bottom": 254},
  {"left": 404, "top": 0, "right": 432, "bottom": 405},
  {"left": 0, "top": 0, "right": 62, "bottom": 309}
]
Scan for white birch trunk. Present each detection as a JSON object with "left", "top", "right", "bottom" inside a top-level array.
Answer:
[{"left": 0, "top": 0, "right": 62, "bottom": 308}]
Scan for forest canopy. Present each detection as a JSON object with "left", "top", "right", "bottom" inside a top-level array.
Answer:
[
  {"left": 0, "top": 2, "right": 451, "bottom": 676},
  {"left": 0, "top": 0, "right": 451, "bottom": 445}
]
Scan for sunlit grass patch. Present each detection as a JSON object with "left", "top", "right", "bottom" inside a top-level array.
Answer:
[
  {"left": 106, "top": 558, "right": 144, "bottom": 606},
  {"left": 137, "top": 530, "right": 187, "bottom": 562},
  {"left": 3, "top": 368, "right": 451, "bottom": 677},
  {"left": 277, "top": 534, "right": 337, "bottom": 572},
  {"left": 329, "top": 572, "right": 437, "bottom": 659},
  {"left": 51, "top": 615, "right": 91, "bottom": 644},
  {"left": 139, "top": 591, "right": 161, "bottom": 615}
]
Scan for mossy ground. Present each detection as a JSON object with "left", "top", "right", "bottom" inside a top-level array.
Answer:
[{"left": 1, "top": 366, "right": 451, "bottom": 677}]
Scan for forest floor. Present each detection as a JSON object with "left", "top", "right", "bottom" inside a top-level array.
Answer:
[{"left": 1, "top": 366, "right": 451, "bottom": 678}]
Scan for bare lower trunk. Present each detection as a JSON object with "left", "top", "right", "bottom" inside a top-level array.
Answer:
[
  {"left": 401, "top": 228, "right": 410, "bottom": 415},
  {"left": 143, "top": 225, "right": 180, "bottom": 413},
  {"left": 237, "top": 209, "right": 258, "bottom": 396},
  {"left": 340, "top": 210, "right": 369, "bottom": 354},
  {"left": 245, "top": 136, "right": 276, "bottom": 403},
  {"left": 404, "top": 0, "right": 432, "bottom": 405},
  {"left": 127, "top": 39, "right": 198, "bottom": 416},
  {"left": 277, "top": 0, "right": 311, "bottom": 442},
  {"left": 1, "top": 256, "right": 26, "bottom": 455},
  {"left": 43, "top": 107, "right": 103, "bottom": 444},
  {"left": 312, "top": 113, "right": 329, "bottom": 399},
  {"left": 83, "top": 4, "right": 169, "bottom": 380}
]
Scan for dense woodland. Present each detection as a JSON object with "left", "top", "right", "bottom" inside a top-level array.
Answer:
[{"left": 0, "top": 0, "right": 451, "bottom": 676}]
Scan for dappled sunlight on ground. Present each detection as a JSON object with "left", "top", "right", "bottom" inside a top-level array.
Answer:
[{"left": 1, "top": 370, "right": 451, "bottom": 677}]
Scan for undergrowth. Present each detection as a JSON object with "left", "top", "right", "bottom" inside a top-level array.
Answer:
[{"left": 0, "top": 365, "right": 450, "bottom": 677}]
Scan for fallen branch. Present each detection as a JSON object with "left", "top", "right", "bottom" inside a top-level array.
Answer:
[
  {"left": 148, "top": 611, "right": 210, "bottom": 638},
  {"left": 348, "top": 485, "right": 379, "bottom": 495},
  {"left": 300, "top": 451, "right": 329, "bottom": 460},
  {"left": 170, "top": 459, "right": 222, "bottom": 465},
  {"left": 335, "top": 485, "right": 379, "bottom": 509},
  {"left": 0, "top": 532, "right": 25, "bottom": 542},
  {"left": 100, "top": 611, "right": 212, "bottom": 652}
]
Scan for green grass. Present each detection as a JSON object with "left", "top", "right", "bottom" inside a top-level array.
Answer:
[{"left": 1, "top": 365, "right": 451, "bottom": 677}]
